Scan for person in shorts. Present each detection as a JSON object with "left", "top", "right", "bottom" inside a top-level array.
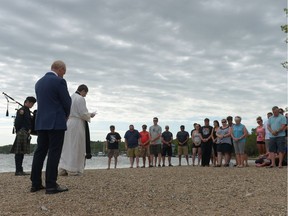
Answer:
[
  {"left": 149, "top": 117, "right": 162, "bottom": 167},
  {"left": 106, "top": 125, "right": 121, "bottom": 169},
  {"left": 216, "top": 119, "right": 232, "bottom": 167},
  {"left": 124, "top": 125, "right": 141, "bottom": 168},
  {"left": 161, "top": 125, "right": 173, "bottom": 167},
  {"left": 191, "top": 124, "right": 202, "bottom": 166},
  {"left": 139, "top": 125, "right": 150, "bottom": 168},
  {"left": 176, "top": 125, "right": 190, "bottom": 166},
  {"left": 267, "top": 106, "right": 286, "bottom": 168},
  {"left": 264, "top": 112, "right": 273, "bottom": 153},
  {"left": 231, "top": 116, "right": 248, "bottom": 168},
  {"left": 256, "top": 116, "right": 266, "bottom": 155}
]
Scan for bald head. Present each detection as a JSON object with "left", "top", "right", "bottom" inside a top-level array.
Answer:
[{"left": 51, "top": 60, "right": 66, "bottom": 78}]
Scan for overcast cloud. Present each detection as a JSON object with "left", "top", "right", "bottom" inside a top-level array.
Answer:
[{"left": 0, "top": 0, "right": 287, "bottom": 145}]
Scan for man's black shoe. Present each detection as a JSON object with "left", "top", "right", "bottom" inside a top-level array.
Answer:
[
  {"left": 15, "top": 172, "right": 30, "bottom": 176},
  {"left": 30, "top": 185, "right": 45, "bottom": 192},
  {"left": 46, "top": 185, "right": 68, "bottom": 194}
]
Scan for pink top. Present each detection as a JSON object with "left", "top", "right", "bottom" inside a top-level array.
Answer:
[{"left": 256, "top": 126, "right": 265, "bottom": 142}]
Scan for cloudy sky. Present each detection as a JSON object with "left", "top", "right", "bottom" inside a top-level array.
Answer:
[{"left": 0, "top": 0, "right": 286, "bottom": 146}]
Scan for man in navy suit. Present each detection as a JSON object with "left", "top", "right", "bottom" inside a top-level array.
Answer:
[{"left": 30, "top": 60, "right": 72, "bottom": 194}]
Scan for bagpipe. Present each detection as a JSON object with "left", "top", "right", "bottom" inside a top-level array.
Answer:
[{"left": 2, "top": 92, "right": 37, "bottom": 136}]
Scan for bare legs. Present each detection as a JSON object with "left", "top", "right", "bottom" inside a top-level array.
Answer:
[
  {"left": 107, "top": 156, "right": 118, "bottom": 169},
  {"left": 129, "top": 156, "right": 139, "bottom": 168},
  {"left": 257, "top": 144, "right": 266, "bottom": 155},
  {"left": 192, "top": 147, "right": 202, "bottom": 166}
]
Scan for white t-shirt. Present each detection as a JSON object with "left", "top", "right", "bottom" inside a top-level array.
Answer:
[{"left": 263, "top": 120, "right": 271, "bottom": 139}]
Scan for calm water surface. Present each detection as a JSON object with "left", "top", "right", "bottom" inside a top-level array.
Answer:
[{"left": 0, "top": 154, "right": 245, "bottom": 173}]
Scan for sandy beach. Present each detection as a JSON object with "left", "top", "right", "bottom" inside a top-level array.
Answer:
[{"left": 0, "top": 166, "right": 287, "bottom": 216}]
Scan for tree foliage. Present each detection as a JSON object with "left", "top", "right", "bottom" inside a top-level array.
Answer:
[
  {"left": 281, "top": 8, "right": 288, "bottom": 69},
  {"left": 0, "top": 134, "right": 259, "bottom": 157}
]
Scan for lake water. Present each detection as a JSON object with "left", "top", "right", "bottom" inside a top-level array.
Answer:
[
  {"left": 0, "top": 154, "right": 246, "bottom": 173},
  {"left": 0, "top": 154, "right": 182, "bottom": 173}
]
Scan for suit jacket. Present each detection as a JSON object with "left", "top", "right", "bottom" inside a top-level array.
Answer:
[{"left": 35, "top": 72, "right": 71, "bottom": 130}]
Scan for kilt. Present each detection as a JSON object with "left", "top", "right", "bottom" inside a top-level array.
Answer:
[{"left": 10, "top": 129, "right": 31, "bottom": 154}]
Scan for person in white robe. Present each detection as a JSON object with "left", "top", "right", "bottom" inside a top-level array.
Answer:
[{"left": 58, "top": 84, "right": 95, "bottom": 176}]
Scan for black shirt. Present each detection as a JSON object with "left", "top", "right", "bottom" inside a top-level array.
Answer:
[
  {"left": 176, "top": 131, "right": 189, "bottom": 146},
  {"left": 14, "top": 106, "right": 32, "bottom": 133},
  {"left": 106, "top": 132, "right": 121, "bottom": 149},
  {"left": 201, "top": 126, "right": 213, "bottom": 139},
  {"left": 162, "top": 131, "right": 173, "bottom": 144}
]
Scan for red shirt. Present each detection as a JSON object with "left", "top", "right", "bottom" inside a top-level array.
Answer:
[{"left": 140, "top": 131, "right": 150, "bottom": 145}]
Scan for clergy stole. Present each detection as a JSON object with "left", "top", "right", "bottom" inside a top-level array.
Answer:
[{"left": 85, "top": 121, "right": 92, "bottom": 159}]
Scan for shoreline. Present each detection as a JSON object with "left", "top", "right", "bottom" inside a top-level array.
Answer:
[{"left": 0, "top": 166, "right": 287, "bottom": 215}]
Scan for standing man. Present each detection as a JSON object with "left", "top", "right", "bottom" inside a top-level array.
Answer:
[
  {"left": 30, "top": 60, "right": 71, "bottom": 194},
  {"left": 267, "top": 106, "right": 286, "bottom": 168},
  {"left": 149, "top": 117, "right": 162, "bottom": 167},
  {"left": 10, "top": 96, "right": 36, "bottom": 176},
  {"left": 200, "top": 118, "right": 213, "bottom": 167},
  {"left": 124, "top": 125, "right": 141, "bottom": 168},
  {"left": 105, "top": 125, "right": 122, "bottom": 170},
  {"left": 139, "top": 124, "right": 150, "bottom": 168},
  {"left": 176, "top": 125, "right": 190, "bottom": 166},
  {"left": 161, "top": 125, "right": 173, "bottom": 167},
  {"left": 264, "top": 112, "right": 273, "bottom": 153}
]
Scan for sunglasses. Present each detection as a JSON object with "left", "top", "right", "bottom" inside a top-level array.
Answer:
[{"left": 222, "top": 121, "right": 227, "bottom": 123}]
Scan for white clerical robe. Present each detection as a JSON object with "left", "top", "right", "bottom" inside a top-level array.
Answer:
[{"left": 59, "top": 93, "right": 92, "bottom": 174}]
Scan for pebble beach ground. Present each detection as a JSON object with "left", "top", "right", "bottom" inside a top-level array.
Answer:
[{"left": 0, "top": 166, "right": 287, "bottom": 216}]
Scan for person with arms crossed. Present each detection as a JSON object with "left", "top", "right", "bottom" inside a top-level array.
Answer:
[{"left": 30, "top": 60, "right": 71, "bottom": 194}]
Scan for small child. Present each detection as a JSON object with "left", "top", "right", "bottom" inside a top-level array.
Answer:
[{"left": 106, "top": 125, "right": 122, "bottom": 169}]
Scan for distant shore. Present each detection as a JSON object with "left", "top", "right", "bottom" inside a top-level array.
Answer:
[{"left": 0, "top": 166, "right": 287, "bottom": 216}]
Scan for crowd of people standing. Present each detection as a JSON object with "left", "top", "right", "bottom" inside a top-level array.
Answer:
[
  {"left": 10, "top": 60, "right": 287, "bottom": 195},
  {"left": 105, "top": 107, "right": 287, "bottom": 170}
]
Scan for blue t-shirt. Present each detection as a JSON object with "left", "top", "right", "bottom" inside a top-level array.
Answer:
[
  {"left": 268, "top": 115, "right": 286, "bottom": 137},
  {"left": 124, "top": 130, "right": 140, "bottom": 148},
  {"left": 232, "top": 124, "right": 246, "bottom": 143}
]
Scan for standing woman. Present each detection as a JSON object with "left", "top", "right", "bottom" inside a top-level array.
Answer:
[
  {"left": 211, "top": 120, "right": 220, "bottom": 166},
  {"left": 191, "top": 124, "right": 202, "bottom": 166},
  {"left": 231, "top": 116, "right": 248, "bottom": 168},
  {"left": 216, "top": 119, "right": 232, "bottom": 167},
  {"left": 59, "top": 84, "right": 95, "bottom": 176},
  {"left": 256, "top": 116, "right": 266, "bottom": 155}
]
